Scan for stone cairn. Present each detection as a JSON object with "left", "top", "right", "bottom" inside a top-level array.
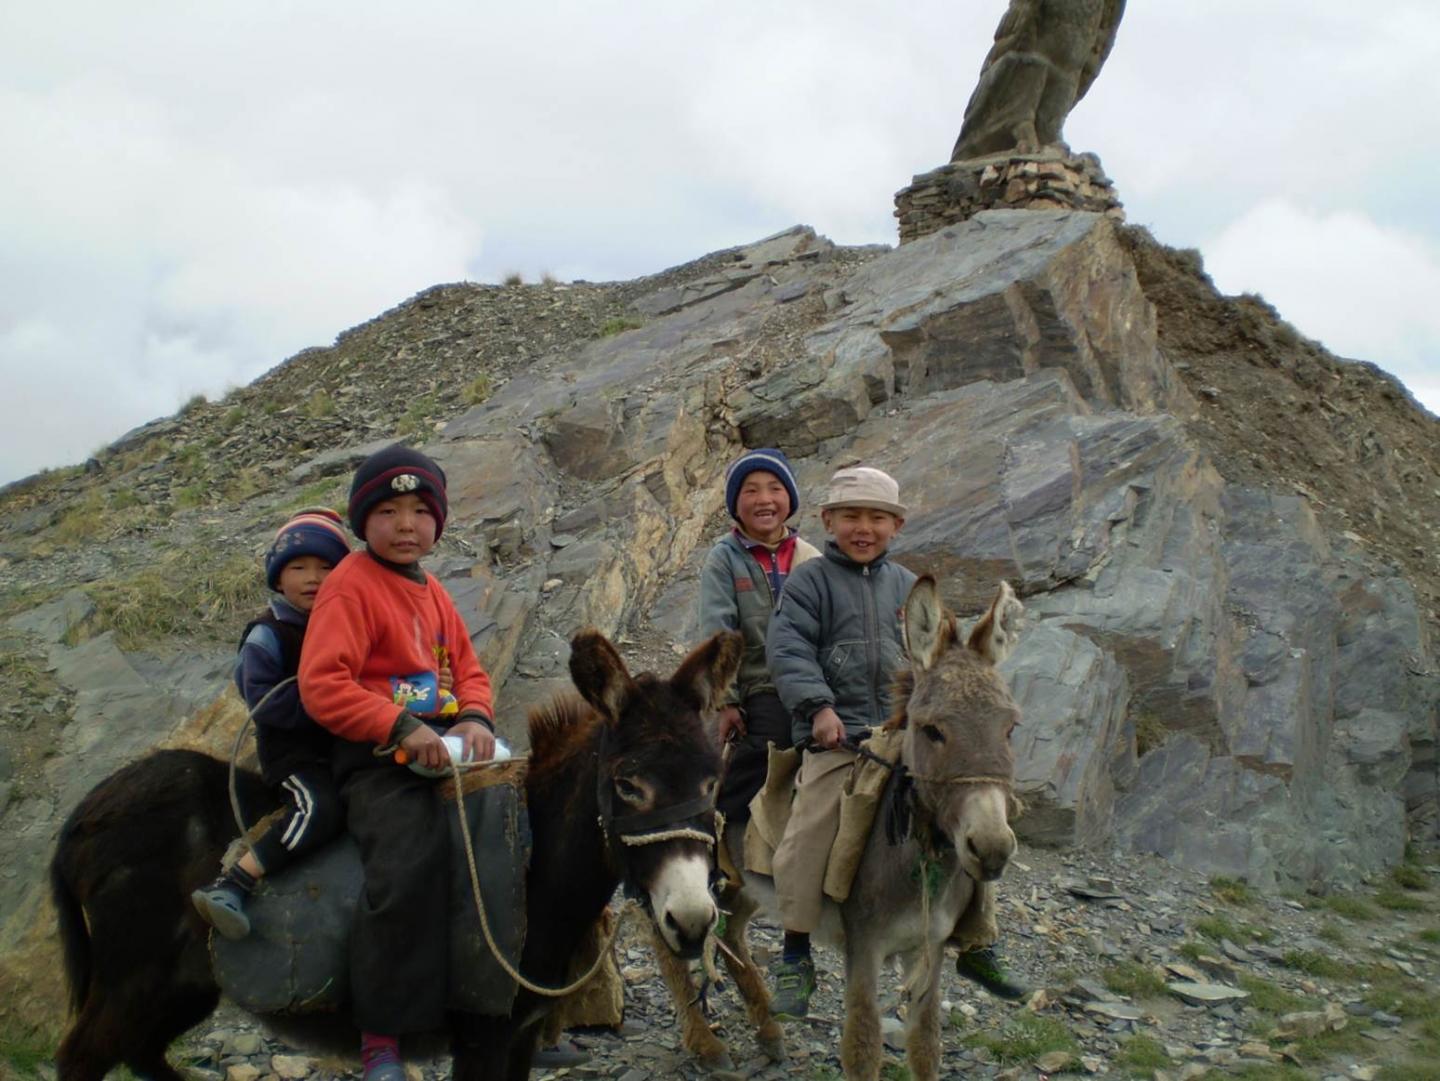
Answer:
[{"left": 894, "top": 147, "right": 1124, "bottom": 244}]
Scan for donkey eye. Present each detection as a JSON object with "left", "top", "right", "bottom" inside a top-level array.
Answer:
[
  {"left": 701, "top": 777, "right": 718, "bottom": 799},
  {"left": 614, "top": 777, "right": 647, "bottom": 806},
  {"left": 921, "top": 724, "right": 945, "bottom": 744}
]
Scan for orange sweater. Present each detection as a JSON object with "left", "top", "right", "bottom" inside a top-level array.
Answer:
[{"left": 299, "top": 552, "right": 493, "bottom": 745}]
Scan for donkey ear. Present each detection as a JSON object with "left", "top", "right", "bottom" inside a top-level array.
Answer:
[
  {"left": 672, "top": 630, "right": 743, "bottom": 712},
  {"left": 903, "top": 576, "right": 950, "bottom": 671},
  {"left": 569, "top": 629, "right": 636, "bottom": 723},
  {"left": 967, "top": 581, "right": 1024, "bottom": 665}
]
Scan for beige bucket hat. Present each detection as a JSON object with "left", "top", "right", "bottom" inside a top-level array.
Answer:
[{"left": 819, "top": 466, "right": 907, "bottom": 517}]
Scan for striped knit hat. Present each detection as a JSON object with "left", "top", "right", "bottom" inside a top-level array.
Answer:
[
  {"left": 265, "top": 507, "right": 351, "bottom": 590},
  {"left": 347, "top": 444, "right": 449, "bottom": 542},
  {"left": 724, "top": 448, "right": 800, "bottom": 521}
]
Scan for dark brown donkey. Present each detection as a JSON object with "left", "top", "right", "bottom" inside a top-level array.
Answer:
[
  {"left": 50, "top": 628, "right": 740, "bottom": 1081},
  {"left": 654, "top": 577, "right": 1023, "bottom": 1081}
]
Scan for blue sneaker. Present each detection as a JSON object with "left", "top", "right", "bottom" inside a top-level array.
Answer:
[
  {"left": 361, "top": 1046, "right": 406, "bottom": 1081},
  {"left": 191, "top": 881, "right": 250, "bottom": 940}
]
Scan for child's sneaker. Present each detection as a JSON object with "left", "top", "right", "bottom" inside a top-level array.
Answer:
[
  {"left": 955, "top": 945, "right": 1029, "bottom": 1000},
  {"left": 769, "top": 956, "right": 816, "bottom": 1019},
  {"left": 191, "top": 868, "right": 255, "bottom": 940},
  {"left": 360, "top": 1045, "right": 405, "bottom": 1081}
]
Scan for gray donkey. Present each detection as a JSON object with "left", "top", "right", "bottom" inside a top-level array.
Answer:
[{"left": 652, "top": 576, "right": 1024, "bottom": 1081}]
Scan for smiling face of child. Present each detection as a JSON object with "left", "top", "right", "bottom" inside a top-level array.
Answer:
[
  {"left": 734, "top": 469, "right": 791, "bottom": 544},
  {"left": 363, "top": 493, "right": 438, "bottom": 564},
  {"left": 277, "top": 555, "right": 336, "bottom": 612},
  {"left": 821, "top": 506, "right": 904, "bottom": 564}
]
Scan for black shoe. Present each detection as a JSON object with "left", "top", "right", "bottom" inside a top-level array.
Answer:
[
  {"left": 770, "top": 956, "right": 816, "bottom": 1019},
  {"left": 955, "top": 945, "right": 1029, "bottom": 1000},
  {"left": 531, "top": 1040, "right": 591, "bottom": 1069}
]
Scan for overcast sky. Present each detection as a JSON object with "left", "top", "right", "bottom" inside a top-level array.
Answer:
[{"left": 2, "top": 1, "right": 1437, "bottom": 486}]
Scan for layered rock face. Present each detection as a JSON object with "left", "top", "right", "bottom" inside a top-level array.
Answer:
[{"left": 428, "top": 211, "right": 1433, "bottom": 891}]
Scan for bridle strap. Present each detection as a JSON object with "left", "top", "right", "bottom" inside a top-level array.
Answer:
[{"left": 610, "top": 793, "right": 716, "bottom": 836}]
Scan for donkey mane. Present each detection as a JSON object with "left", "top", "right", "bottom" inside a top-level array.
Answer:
[{"left": 526, "top": 693, "right": 601, "bottom": 779}]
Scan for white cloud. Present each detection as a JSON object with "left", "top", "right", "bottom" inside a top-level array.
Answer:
[
  {"left": 1, "top": 0, "right": 1437, "bottom": 482},
  {"left": 1206, "top": 200, "right": 1440, "bottom": 414}
]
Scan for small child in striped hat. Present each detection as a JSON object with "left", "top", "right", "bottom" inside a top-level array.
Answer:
[{"left": 191, "top": 506, "right": 352, "bottom": 939}]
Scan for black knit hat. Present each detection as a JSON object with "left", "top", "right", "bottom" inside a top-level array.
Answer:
[
  {"left": 347, "top": 444, "right": 449, "bottom": 542},
  {"left": 724, "top": 448, "right": 800, "bottom": 521}
]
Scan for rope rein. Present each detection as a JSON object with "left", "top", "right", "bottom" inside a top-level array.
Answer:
[{"left": 449, "top": 755, "right": 628, "bottom": 999}]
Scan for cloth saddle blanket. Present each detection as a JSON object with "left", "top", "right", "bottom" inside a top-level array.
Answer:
[
  {"left": 212, "top": 762, "right": 530, "bottom": 1017},
  {"left": 740, "top": 726, "right": 904, "bottom": 904}
]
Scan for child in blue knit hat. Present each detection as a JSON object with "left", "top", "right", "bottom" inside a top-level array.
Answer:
[
  {"left": 192, "top": 507, "right": 352, "bottom": 938},
  {"left": 696, "top": 448, "right": 820, "bottom": 820}
]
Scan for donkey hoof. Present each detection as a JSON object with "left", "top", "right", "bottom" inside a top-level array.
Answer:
[
  {"left": 758, "top": 1033, "right": 788, "bottom": 1062},
  {"left": 698, "top": 1051, "right": 734, "bottom": 1074}
]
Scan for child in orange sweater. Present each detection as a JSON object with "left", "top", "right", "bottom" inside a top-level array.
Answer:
[{"left": 299, "top": 444, "right": 494, "bottom": 1081}]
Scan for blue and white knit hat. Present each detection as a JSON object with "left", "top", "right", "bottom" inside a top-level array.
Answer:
[
  {"left": 265, "top": 507, "right": 351, "bottom": 590},
  {"left": 724, "top": 448, "right": 800, "bottom": 521}
]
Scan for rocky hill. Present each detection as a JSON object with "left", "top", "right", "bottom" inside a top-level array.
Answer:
[{"left": 1, "top": 213, "right": 1437, "bottom": 1078}]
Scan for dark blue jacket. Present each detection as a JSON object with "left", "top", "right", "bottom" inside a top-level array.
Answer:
[{"left": 236, "top": 597, "right": 333, "bottom": 783}]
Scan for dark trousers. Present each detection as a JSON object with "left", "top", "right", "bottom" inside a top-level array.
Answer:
[
  {"left": 339, "top": 760, "right": 451, "bottom": 1034},
  {"left": 250, "top": 765, "right": 344, "bottom": 876},
  {"left": 718, "top": 692, "right": 793, "bottom": 821}
]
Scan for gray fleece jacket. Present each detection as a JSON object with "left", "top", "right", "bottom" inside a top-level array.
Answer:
[
  {"left": 765, "top": 540, "right": 917, "bottom": 743},
  {"left": 696, "top": 530, "right": 820, "bottom": 707}
]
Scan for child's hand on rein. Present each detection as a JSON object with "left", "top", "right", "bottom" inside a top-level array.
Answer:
[
  {"left": 717, "top": 705, "right": 746, "bottom": 743},
  {"left": 810, "top": 707, "right": 845, "bottom": 750}
]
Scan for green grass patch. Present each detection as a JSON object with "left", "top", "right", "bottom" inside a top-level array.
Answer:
[
  {"left": 1279, "top": 949, "right": 1350, "bottom": 980},
  {"left": 1374, "top": 885, "right": 1427, "bottom": 912},
  {"left": 1416, "top": 928, "right": 1440, "bottom": 945},
  {"left": 1113, "top": 1033, "right": 1171, "bottom": 1076},
  {"left": 1235, "top": 973, "right": 1315, "bottom": 1016},
  {"left": 284, "top": 478, "right": 347, "bottom": 512},
  {"left": 880, "top": 1066, "right": 912, "bottom": 1081},
  {"left": 598, "top": 315, "right": 644, "bottom": 337},
  {"left": 305, "top": 389, "right": 336, "bottom": 418},
  {"left": 1378, "top": 1062, "right": 1440, "bottom": 1081},
  {"left": 1177, "top": 939, "right": 1206, "bottom": 963},
  {"left": 1102, "top": 961, "right": 1168, "bottom": 999},
  {"left": 223, "top": 467, "right": 268, "bottom": 504},
  {"left": 174, "top": 483, "right": 208, "bottom": 509},
  {"left": 1391, "top": 862, "right": 1429, "bottom": 890},
  {"left": 1209, "top": 874, "right": 1257, "bottom": 905},
  {"left": 1323, "top": 894, "right": 1379, "bottom": 921},
  {"left": 1287, "top": 1021, "right": 1372, "bottom": 1064},
  {"left": 1199, "top": 1068, "right": 1310, "bottom": 1081},
  {"left": 222, "top": 405, "right": 246, "bottom": 430},
  {"left": 73, "top": 550, "right": 264, "bottom": 648},
  {"left": 0, "top": 1030, "right": 56, "bottom": 1076},
  {"left": 502, "top": 271, "right": 523, "bottom": 286},
  {"left": 1193, "top": 914, "right": 1272, "bottom": 943},
  {"left": 396, "top": 393, "right": 440, "bottom": 439},
  {"left": 461, "top": 374, "right": 493, "bottom": 406},
  {"left": 961, "top": 1013, "right": 1077, "bottom": 1064},
  {"left": 1316, "top": 921, "right": 1348, "bottom": 947},
  {"left": 51, "top": 491, "right": 109, "bottom": 544}
]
